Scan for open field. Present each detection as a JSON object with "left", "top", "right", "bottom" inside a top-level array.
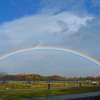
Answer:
[
  {"left": 0, "top": 86, "right": 100, "bottom": 100},
  {"left": 0, "top": 81, "right": 100, "bottom": 100},
  {"left": 0, "top": 81, "right": 80, "bottom": 89}
]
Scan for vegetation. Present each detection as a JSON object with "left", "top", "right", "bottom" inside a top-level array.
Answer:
[
  {"left": 0, "top": 73, "right": 100, "bottom": 81},
  {"left": 0, "top": 86, "right": 100, "bottom": 100},
  {"left": 0, "top": 73, "right": 100, "bottom": 99}
]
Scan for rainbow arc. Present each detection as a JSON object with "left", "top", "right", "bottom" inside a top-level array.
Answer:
[{"left": 0, "top": 46, "right": 100, "bottom": 67}]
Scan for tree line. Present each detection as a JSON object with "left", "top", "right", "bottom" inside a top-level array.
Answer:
[{"left": 0, "top": 74, "right": 100, "bottom": 81}]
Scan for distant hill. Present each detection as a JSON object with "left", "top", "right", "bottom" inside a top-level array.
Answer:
[{"left": 0, "top": 71, "right": 9, "bottom": 75}]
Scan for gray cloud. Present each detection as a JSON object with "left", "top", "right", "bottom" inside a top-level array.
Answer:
[
  {"left": 68, "top": 17, "right": 100, "bottom": 60},
  {"left": 57, "top": 20, "right": 67, "bottom": 28},
  {"left": 0, "top": 51, "right": 100, "bottom": 77}
]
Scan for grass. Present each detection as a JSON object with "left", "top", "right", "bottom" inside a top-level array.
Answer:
[{"left": 0, "top": 86, "right": 100, "bottom": 100}]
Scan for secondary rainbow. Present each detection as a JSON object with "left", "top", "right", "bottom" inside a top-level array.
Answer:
[{"left": 0, "top": 46, "right": 100, "bottom": 67}]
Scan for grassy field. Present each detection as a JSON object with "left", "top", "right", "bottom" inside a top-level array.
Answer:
[
  {"left": 0, "top": 81, "right": 100, "bottom": 100},
  {"left": 0, "top": 81, "right": 80, "bottom": 89},
  {"left": 0, "top": 85, "right": 100, "bottom": 100}
]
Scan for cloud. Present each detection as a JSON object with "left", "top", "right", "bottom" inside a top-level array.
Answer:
[
  {"left": 40, "top": 0, "right": 90, "bottom": 17},
  {"left": 0, "top": 50, "right": 100, "bottom": 77},
  {"left": 73, "top": 17, "right": 100, "bottom": 56},
  {"left": 0, "top": 11, "right": 91, "bottom": 55},
  {"left": 0, "top": 0, "right": 100, "bottom": 76}
]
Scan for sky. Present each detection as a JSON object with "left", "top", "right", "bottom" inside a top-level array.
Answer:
[{"left": 0, "top": 0, "right": 100, "bottom": 77}]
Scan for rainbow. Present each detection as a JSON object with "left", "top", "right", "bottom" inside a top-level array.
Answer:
[{"left": 0, "top": 46, "right": 100, "bottom": 67}]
